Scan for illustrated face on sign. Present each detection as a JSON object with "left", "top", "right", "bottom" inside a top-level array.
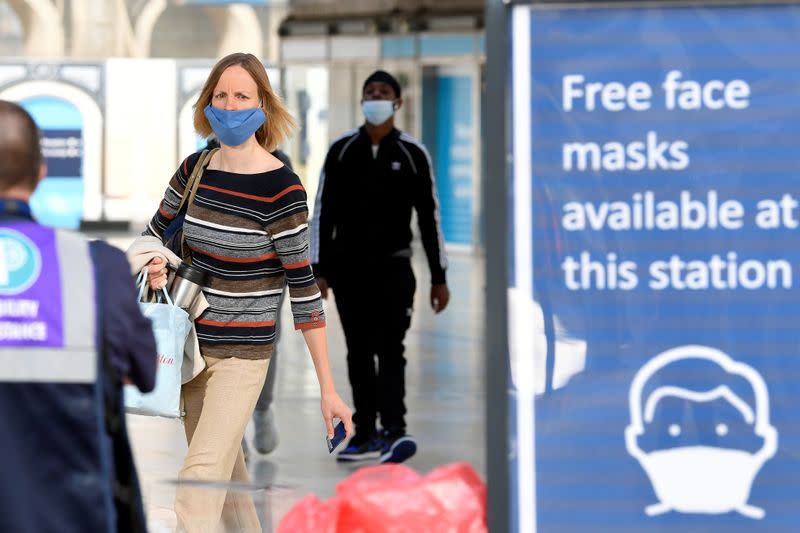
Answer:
[
  {"left": 640, "top": 384, "right": 764, "bottom": 453},
  {"left": 625, "top": 346, "right": 777, "bottom": 520}
]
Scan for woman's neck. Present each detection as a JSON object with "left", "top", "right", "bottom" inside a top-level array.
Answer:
[{"left": 212, "top": 138, "right": 274, "bottom": 173}]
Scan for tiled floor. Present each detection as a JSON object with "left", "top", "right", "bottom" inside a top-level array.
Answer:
[
  {"left": 102, "top": 232, "right": 486, "bottom": 530},
  {"left": 258, "top": 246, "right": 487, "bottom": 497}
]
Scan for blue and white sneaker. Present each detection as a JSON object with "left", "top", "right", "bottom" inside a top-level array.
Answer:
[
  {"left": 379, "top": 430, "right": 417, "bottom": 463},
  {"left": 337, "top": 432, "right": 382, "bottom": 462}
]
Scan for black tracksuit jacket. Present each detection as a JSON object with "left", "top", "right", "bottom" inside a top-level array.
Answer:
[{"left": 311, "top": 126, "right": 448, "bottom": 285}]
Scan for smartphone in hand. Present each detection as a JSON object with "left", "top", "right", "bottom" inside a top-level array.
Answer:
[{"left": 326, "top": 420, "right": 347, "bottom": 453}]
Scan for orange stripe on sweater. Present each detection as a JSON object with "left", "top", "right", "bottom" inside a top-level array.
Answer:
[
  {"left": 192, "top": 248, "right": 278, "bottom": 263},
  {"left": 198, "top": 183, "right": 304, "bottom": 203},
  {"left": 295, "top": 320, "right": 326, "bottom": 331},
  {"left": 283, "top": 259, "right": 310, "bottom": 269},
  {"left": 158, "top": 205, "right": 175, "bottom": 220},
  {"left": 196, "top": 319, "right": 277, "bottom": 328}
]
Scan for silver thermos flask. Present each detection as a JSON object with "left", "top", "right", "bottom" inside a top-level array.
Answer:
[{"left": 169, "top": 263, "right": 208, "bottom": 310}]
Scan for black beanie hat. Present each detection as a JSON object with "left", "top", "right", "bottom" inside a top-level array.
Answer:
[{"left": 363, "top": 70, "right": 401, "bottom": 98}]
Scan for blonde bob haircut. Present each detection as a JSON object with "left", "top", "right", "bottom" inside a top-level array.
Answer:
[{"left": 193, "top": 53, "right": 296, "bottom": 151}]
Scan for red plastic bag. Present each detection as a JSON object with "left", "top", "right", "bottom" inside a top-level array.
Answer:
[
  {"left": 276, "top": 494, "right": 340, "bottom": 533},
  {"left": 336, "top": 463, "right": 421, "bottom": 496},
  {"left": 338, "top": 465, "right": 442, "bottom": 533},
  {"left": 278, "top": 463, "right": 487, "bottom": 533},
  {"left": 422, "top": 463, "right": 487, "bottom": 533}
]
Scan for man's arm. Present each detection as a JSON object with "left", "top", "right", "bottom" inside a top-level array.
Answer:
[
  {"left": 412, "top": 144, "right": 448, "bottom": 284},
  {"left": 310, "top": 148, "right": 338, "bottom": 292},
  {"left": 90, "top": 241, "right": 158, "bottom": 392},
  {"left": 412, "top": 142, "right": 450, "bottom": 312}
]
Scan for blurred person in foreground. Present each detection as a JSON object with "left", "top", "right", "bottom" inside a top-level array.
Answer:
[
  {"left": 141, "top": 53, "right": 352, "bottom": 532},
  {"left": 0, "top": 100, "right": 158, "bottom": 533},
  {"left": 311, "top": 70, "right": 450, "bottom": 464}
]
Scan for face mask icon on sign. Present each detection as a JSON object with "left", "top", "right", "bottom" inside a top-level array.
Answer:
[{"left": 625, "top": 345, "right": 777, "bottom": 519}]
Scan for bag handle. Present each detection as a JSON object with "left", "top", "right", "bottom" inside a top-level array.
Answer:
[
  {"left": 177, "top": 148, "right": 219, "bottom": 214},
  {"left": 136, "top": 268, "right": 148, "bottom": 301},
  {"left": 136, "top": 266, "right": 177, "bottom": 307},
  {"left": 173, "top": 148, "right": 218, "bottom": 265}
]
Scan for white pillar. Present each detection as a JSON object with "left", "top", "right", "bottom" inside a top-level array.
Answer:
[
  {"left": 133, "top": 0, "right": 167, "bottom": 58},
  {"left": 69, "top": 0, "right": 117, "bottom": 57},
  {"left": 216, "top": 6, "right": 263, "bottom": 58},
  {"left": 69, "top": 0, "right": 140, "bottom": 58},
  {"left": 263, "top": 6, "right": 289, "bottom": 65},
  {"left": 10, "top": 0, "right": 64, "bottom": 57}
]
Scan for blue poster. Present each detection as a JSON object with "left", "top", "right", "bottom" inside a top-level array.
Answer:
[
  {"left": 21, "top": 96, "right": 84, "bottom": 229},
  {"left": 423, "top": 72, "right": 474, "bottom": 245},
  {"left": 510, "top": 4, "right": 800, "bottom": 532}
]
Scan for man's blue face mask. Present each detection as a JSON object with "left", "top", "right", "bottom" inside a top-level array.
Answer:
[
  {"left": 361, "top": 100, "right": 395, "bottom": 126},
  {"left": 203, "top": 104, "right": 266, "bottom": 147}
]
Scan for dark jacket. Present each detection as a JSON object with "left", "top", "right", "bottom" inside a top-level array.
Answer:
[
  {"left": 0, "top": 203, "right": 156, "bottom": 533},
  {"left": 311, "top": 126, "right": 447, "bottom": 285}
]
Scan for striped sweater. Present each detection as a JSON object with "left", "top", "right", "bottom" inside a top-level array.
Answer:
[{"left": 144, "top": 151, "right": 325, "bottom": 360}]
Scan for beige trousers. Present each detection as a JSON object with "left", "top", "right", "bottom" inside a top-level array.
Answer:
[{"left": 175, "top": 356, "right": 269, "bottom": 533}]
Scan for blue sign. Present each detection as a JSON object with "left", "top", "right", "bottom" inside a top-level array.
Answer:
[
  {"left": 40, "top": 129, "right": 82, "bottom": 177},
  {"left": 21, "top": 96, "right": 84, "bottom": 230},
  {"left": 423, "top": 71, "right": 474, "bottom": 245},
  {"left": 510, "top": 4, "right": 800, "bottom": 532}
]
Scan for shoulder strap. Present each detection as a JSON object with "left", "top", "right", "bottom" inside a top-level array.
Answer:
[
  {"left": 175, "top": 148, "right": 218, "bottom": 265},
  {"left": 177, "top": 148, "right": 218, "bottom": 214}
]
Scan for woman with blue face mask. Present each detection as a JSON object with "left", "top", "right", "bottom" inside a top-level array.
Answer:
[{"left": 140, "top": 52, "right": 353, "bottom": 532}]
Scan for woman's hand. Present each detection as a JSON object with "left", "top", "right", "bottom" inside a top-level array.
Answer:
[
  {"left": 147, "top": 256, "right": 169, "bottom": 290},
  {"left": 320, "top": 391, "right": 354, "bottom": 440},
  {"left": 302, "top": 327, "right": 353, "bottom": 438}
]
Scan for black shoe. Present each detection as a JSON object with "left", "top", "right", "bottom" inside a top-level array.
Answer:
[
  {"left": 336, "top": 432, "right": 382, "bottom": 462},
  {"left": 379, "top": 429, "right": 417, "bottom": 464}
]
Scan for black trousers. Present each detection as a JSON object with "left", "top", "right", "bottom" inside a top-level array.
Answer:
[{"left": 333, "top": 258, "right": 416, "bottom": 434}]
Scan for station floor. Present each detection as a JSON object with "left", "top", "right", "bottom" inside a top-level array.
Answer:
[{"left": 102, "top": 233, "right": 486, "bottom": 530}]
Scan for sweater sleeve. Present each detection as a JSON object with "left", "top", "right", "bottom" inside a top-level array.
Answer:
[
  {"left": 142, "top": 153, "right": 200, "bottom": 241},
  {"left": 266, "top": 182, "right": 326, "bottom": 331}
]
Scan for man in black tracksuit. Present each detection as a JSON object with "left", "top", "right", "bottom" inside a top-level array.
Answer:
[{"left": 311, "top": 70, "right": 450, "bottom": 463}]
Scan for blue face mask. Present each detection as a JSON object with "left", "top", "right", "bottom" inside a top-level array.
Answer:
[
  {"left": 362, "top": 100, "right": 395, "bottom": 126},
  {"left": 203, "top": 104, "right": 266, "bottom": 147}
]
